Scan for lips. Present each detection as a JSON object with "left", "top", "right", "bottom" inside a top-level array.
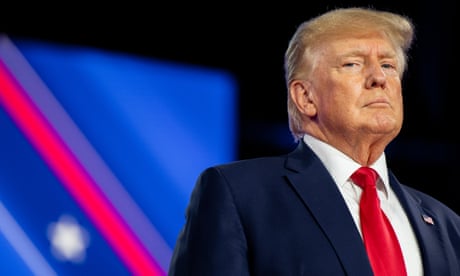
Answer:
[{"left": 365, "top": 98, "right": 390, "bottom": 107}]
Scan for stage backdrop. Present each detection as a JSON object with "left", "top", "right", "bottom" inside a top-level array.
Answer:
[{"left": 0, "top": 35, "right": 237, "bottom": 276}]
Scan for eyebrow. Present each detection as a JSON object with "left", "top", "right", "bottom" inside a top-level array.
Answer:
[{"left": 337, "top": 48, "right": 397, "bottom": 60}]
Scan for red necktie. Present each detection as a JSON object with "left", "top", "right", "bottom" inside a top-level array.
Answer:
[{"left": 351, "top": 167, "right": 407, "bottom": 276}]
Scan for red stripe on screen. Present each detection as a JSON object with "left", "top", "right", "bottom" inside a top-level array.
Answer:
[{"left": 0, "top": 60, "right": 164, "bottom": 276}]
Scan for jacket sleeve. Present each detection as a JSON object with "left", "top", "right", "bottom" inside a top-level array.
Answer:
[{"left": 168, "top": 166, "right": 250, "bottom": 276}]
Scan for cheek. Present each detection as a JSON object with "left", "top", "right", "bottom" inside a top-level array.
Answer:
[
  {"left": 311, "top": 73, "right": 360, "bottom": 112},
  {"left": 323, "top": 81, "right": 357, "bottom": 107},
  {"left": 391, "top": 87, "right": 404, "bottom": 112},
  {"left": 317, "top": 89, "right": 352, "bottom": 119}
]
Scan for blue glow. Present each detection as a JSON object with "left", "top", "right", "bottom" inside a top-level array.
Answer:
[{"left": 0, "top": 37, "right": 237, "bottom": 274}]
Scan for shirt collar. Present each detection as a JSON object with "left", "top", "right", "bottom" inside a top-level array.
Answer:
[{"left": 302, "top": 134, "right": 390, "bottom": 194}]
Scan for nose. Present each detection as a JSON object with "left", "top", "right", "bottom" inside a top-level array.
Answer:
[{"left": 365, "top": 64, "right": 386, "bottom": 89}]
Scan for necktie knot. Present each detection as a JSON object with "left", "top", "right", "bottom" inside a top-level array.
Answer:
[{"left": 351, "top": 166, "right": 378, "bottom": 189}]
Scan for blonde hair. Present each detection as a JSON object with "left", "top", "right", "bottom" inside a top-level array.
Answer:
[{"left": 284, "top": 7, "right": 415, "bottom": 142}]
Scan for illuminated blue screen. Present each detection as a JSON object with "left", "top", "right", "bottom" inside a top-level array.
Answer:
[{"left": 0, "top": 35, "right": 237, "bottom": 275}]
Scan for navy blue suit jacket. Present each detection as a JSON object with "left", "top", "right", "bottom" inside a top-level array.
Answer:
[{"left": 169, "top": 141, "right": 460, "bottom": 275}]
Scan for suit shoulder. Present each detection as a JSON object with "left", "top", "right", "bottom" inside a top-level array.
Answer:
[
  {"left": 197, "top": 155, "right": 288, "bottom": 183},
  {"left": 215, "top": 155, "right": 287, "bottom": 172},
  {"left": 403, "top": 184, "right": 460, "bottom": 219}
]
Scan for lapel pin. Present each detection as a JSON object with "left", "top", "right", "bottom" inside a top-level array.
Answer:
[{"left": 422, "top": 214, "right": 434, "bottom": 225}]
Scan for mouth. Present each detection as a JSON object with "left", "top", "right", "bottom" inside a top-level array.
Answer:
[{"left": 365, "top": 99, "right": 390, "bottom": 108}]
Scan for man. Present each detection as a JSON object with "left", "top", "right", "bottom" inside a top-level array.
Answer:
[{"left": 168, "top": 7, "right": 460, "bottom": 275}]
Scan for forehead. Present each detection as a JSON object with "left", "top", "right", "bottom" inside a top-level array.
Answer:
[{"left": 316, "top": 34, "right": 397, "bottom": 58}]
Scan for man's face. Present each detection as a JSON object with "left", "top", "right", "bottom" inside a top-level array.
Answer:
[{"left": 305, "top": 34, "right": 404, "bottom": 145}]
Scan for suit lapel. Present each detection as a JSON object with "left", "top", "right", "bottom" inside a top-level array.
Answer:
[
  {"left": 389, "top": 173, "right": 453, "bottom": 275},
  {"left": 284, "top": 142, "right": 373, "bottom": 276}
]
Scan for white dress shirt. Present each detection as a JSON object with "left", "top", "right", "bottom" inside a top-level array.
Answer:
[{"left": 303, "top": 134, "right": 423, "bottom": 276}]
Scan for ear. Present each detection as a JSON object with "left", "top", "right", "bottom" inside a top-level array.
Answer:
[{"left": 289, "top": 80, "right": 317, "bottom": 117}]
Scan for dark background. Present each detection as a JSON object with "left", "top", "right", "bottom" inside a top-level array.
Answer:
[{"left": 1, "top": 1, "right": 459, "bottom": 212}]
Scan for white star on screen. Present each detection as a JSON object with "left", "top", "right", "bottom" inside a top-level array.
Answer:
[{"left": 47, "top": 214, "right": 90, "bottom": 263}]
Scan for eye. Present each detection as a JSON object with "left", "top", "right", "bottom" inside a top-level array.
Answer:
[
  {"left": 381, "top": 63, "right": 395, "bottom": 69},
  {"left": 341, "top": 62, "right": 362, "bottom": 73},
  {"left": 381, "top": 62, "right": 399, "bottom": 76},
  {"left": 343, "top": 62, "right": 358, "bottom": 67}
]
